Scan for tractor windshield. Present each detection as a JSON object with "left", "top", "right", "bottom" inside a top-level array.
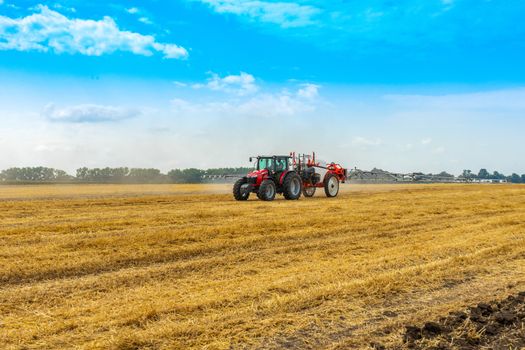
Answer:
[
  {"left": 256, "top": 157, "right": 289, "bottom": 171},
  {"left": 258, "top": 158, "right": 273, "bottom": 171}
]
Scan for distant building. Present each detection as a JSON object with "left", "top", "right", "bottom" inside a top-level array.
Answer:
[{"left": 475, "top": 179, "right": 507, "bottom": 183}]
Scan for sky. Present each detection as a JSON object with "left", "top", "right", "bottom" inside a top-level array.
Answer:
[{"left": 1, "top": 0, "right": 524, "bottom": 175}]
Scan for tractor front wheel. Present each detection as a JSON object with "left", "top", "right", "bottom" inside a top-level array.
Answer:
[
  {"left": 257, "top": 180, "right": 276, "bottom": 201},
  {"left": 303, "top": 186, "right": 316, "bottom": 197},
  {"left": 324, "top": 174, "right": 340, "bottom": 197},
  {"left": 283, "top": 173, "right": 302, "bottom": 200},
  {"left": 233, "top": 178, "right": 250, "bottom": 201}
]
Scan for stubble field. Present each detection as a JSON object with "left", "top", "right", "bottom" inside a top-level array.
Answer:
[{"left": 0, "top": 183, "right": 524, "bottom": 349}]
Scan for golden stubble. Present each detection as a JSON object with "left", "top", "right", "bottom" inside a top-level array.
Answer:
[{"left": 0, "top": 183, "right": 524, "bottom": 349}]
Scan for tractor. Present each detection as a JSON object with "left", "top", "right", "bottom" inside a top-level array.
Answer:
[
  {"left": 233, "top": 155, "right": 302, "bottom": 201},
  {"left": 233, "top": 153, "right": 347, "bottom": 201}
]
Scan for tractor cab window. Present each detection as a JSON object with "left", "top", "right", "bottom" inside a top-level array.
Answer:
[
  {"left": 258, "top": 158, "right": 273, "bottom": 171},
  {"left": 275, "top": 158, "right": 287, "bottom": 172}
]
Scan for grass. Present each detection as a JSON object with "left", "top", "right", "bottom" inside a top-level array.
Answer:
[{"left": 0, "top": 183, "right": 524, "bottom": 349}]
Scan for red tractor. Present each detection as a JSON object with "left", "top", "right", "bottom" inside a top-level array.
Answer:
[{"left": 233, "top": 152, "right": 347, "bottom": 201}]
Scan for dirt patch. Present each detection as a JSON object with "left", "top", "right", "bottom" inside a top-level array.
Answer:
[{"left": 389, "top": 291, "right": 525, "bottom": 349}]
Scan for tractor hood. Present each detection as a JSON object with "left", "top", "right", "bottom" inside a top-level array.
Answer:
[{"left": 247, "top": 169, "right": 268, "bottom": 178}]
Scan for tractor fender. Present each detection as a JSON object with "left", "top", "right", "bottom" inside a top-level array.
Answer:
[{"left": 279, "top": 170, "right": 297, "bottom": 185}]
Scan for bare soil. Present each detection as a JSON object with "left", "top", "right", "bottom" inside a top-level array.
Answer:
[{"left": 388, "top": 291, "right": 525, "bottom": 350}]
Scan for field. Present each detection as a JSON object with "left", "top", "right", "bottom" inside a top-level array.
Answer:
[{"left": 0, "top": 183, "right": 524, "bottom": 349}]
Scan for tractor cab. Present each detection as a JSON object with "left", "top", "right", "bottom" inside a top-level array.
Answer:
[{"left": 254, "top": 156, "right": 290, "bottom": 174}]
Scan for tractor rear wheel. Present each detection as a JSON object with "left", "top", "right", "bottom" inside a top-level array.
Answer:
[
  {"left": 257, "top": 180, "right": 276, "bottom": 201},
  {"left": 233, "top": 178, "right": 250, "bottom": 201},
  {"left": 283, "top": 173, "right": 302, "bottom": 200},
  {"left": 303, "top": 186, "right": 316, "bottom": 197},
  {"left": 324, "top": 174, "right": 339, "bottom": 197}
]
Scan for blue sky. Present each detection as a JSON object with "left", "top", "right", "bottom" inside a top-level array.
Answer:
[{"left": 1, "top": 0, "right": 524, "bottom": 174}]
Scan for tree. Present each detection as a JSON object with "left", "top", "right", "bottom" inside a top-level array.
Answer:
[
  {"left": 509, "top": 173, "right": 522, "bottom": 183},
  {"left": 0, "top": 167, "right": 72, "bottom": 182},
  {"left": 493, "top": 171, "right": 505, "bottom": 180},
  {"left": 168, "top": 168, "right": 205, "bottom": 183},
  {"left": 478, "top": 168, "right": 490, "bottom": 179},
  {"left": 438, "top": 171, "right": 454, "bottom": 178},
  {"left": 128, "top": 168, "right": 166, "bottom": 183}
]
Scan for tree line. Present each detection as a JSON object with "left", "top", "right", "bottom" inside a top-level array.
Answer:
[
  {"left": 1, "top": 166, "right": 525, "bottom": 184},
  {"left": 0, "top": 167, "right": 252, "bottom": 184},
  {"left": 461, "top": 169, "right": 525, "bottom": 183}
]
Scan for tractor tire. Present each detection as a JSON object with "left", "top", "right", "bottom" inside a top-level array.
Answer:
[
  {"left": 233, "top": 178, "right": 250, "bottom": 201},
  {"left": 257, "top": 180, "right": 276, "bottom": 201},
  {"left": 324, "top": 174, "right": 340, "bottom": 198},
  {"left": 283, "top": 173, "right": 302, "bottom": 200},
  {"left": 303, "top": 186, "right": 316, "bottom": 197}
]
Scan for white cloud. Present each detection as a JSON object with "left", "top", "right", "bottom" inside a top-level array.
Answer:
[
  {"left": 0, "top": 5, "right": 188, "bottom": 59},
  {"left": 194, "top": 0, "right": 320, "bottom": 27},
  {"left": 172, "top": 84, "right": 317, "bottom": 118},
  {"left": 433, "top": 146, "right": 445, "bottom": 154},
  {"left": 234, "top": 92, "right": 314, "bottom": 116},
  {"left": 384, "top": 88, "right": 525, "bottom": 111},
  {"left": 52, "top": 3, "right": 76, "bottom": 13},
  {"left": 421, "top": 138, "right": 432, "bottom": 145},
  {"left": 43, "top": 103, "right": 142, "bottom": 123},
  {"left": 126, "top": 7, "right": 153, "bottom": 25},
  {"left": 193, "top": 72, "right": 258, "bottom": 96},
  {"left": 352, "top": 136, "right": 383, "bottom": 147},
  {"left": 34, "top": 143, "right": 72, "bottom": 152},
  {"left": 297, "top": 83, "right": 320, "bottom": 99},
  {"left": 139, "top": 17, "right": 153, "bottom": 25},
  {"left": 154, "top": 43, "right": 188, "bottom": 59}
]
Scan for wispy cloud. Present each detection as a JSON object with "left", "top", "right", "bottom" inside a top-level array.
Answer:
[
  {"left": 194, "top": 0, "right": 320, "bottom": 27},
  {"left": 0, "top": 5, "right": 187, "bottom": 59},
  {"left": 384, "top": 88, "right": 525, "bottom": 111},
  {"left": 125, "top": 7, "right": 154, "bottom": 25},
  {"left": 433, "top": 146, "right": 446, "bottom": 154},
  {"left": 172, "top": 83, "right": 318, "bottom": 118},
  {"left": 297, "top": 83, "right": 320, "bottom": 99},
  {"left": 352, "top": 136, "right": 383, "bottom": 147},
  {"left": 139, "top": 17, "right": 153, "bottom": 25},
  {"left": 43, "top": 103, "right": 142, "bottom": 123},
  {"left": 193, "top": 72, "right": 258, "bottom": 95}
]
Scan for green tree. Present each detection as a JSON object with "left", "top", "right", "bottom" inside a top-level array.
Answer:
[
  {"left": 438, "top": 171, "right": 454, "bottom": 178},
  {"left": 478, "top": 168, "right": 490, "bottom": 179},
  {"left": 510, "top": 173, "right": 522, "bottom": 183},
  {"left": 493, "top": 171, "right": 505, "bottom": 180},
  {"left": 168, "top": 168, "right": 205, "bottom": 183},
  {"left": 0, "top": 167, "right": 71, "bottom": 182}
]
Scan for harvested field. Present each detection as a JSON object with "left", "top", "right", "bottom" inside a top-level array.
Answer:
[
  {"left": 0, "top": 184, "right": 524, "bottom": 349},
  {"left": 397, "top": 291, "right": 525, "bottom": 350}
]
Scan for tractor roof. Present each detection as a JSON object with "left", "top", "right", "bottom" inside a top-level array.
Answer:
[{"left": 257, "top": 155, "right": 291, "bottom": 158}]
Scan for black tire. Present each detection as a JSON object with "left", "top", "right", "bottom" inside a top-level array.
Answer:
[
  {"left": 303, "top": 186, "right": 316, "bottom": 197},
  {"left": 257, "top": 180, "right": 276, "bottom": 201},
  {"left": 283, "top": 173, "right": 302, "bottom": 200},
  {"left": 233, "top": 178, "right": 250, "bottom": 201},
  {"left": 324, "top": 174, "right": 340, "bottom": 198}
]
